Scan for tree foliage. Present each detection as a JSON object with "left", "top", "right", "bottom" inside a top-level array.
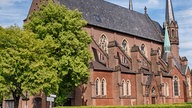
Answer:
[
  {"left": 24, "top": 1, "right": 92, "bottom": 105},
  {"left": 0, "top": 26, "right": 59, "bottom": 108}
]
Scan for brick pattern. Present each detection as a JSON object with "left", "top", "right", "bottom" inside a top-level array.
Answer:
[{"left": 72, "top": 26, "right": 192, "bottom": 106}]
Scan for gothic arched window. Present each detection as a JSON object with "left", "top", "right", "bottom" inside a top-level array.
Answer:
[
  {"left": 122, "top": 80, "right": 126, "bottom": 96},
  {"left": 99, "top": 52, "right": 104, "bottom": 62},
  {"left": 122, "top": 56, "right": 127, "bottom": 64},
  {"left": 151, "top": 87, "right": 155, "bottom": 95},
  {"left": 165, "top": 83, "right": 169, "bottom": 96},
  {"left": 122, "top": 39, "right": 129, "bottom": 53},
  {"left": 95, "top": 78, "right": 100, "bottom": 96},
  {"left": 127, "top": 80, "right": 131, "bottom": 96},
  {"left": 99, "top": 35, "right": 108, "bottom": 53},
  {"left": 101, "top": 78, "right": 107, "bottom": 96},
  {"left": 141, "top": 44, "right": 145, "bottom": 51},
  {"left": 173, "top": 76, "right": 179, "bottom": 96},
  {"left": 140, "top": 44, "right": 146, "bottom": 55}
]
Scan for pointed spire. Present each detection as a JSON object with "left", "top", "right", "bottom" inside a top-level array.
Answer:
[
  {"left": 129, "top": 0, "right": 133, "bottom": 10},
  {"left": 164, "top": 25, "right": 171, "bottom": 52},
  {"left": 165, "top": 0, "right": 175, "bottom": 24}
]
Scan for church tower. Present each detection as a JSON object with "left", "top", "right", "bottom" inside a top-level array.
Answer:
[{"left": 164, "top": 0, "right": 179, "bottom": 60}]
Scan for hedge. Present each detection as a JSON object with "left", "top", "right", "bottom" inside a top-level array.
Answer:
[{"left": 54, "top": 103, "right": 192, "bottom": 108}]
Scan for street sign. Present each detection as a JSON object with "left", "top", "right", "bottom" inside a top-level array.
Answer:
[
  {"left": 46, "top": 97, "right": 54, "bottom": 102},
  {"left": 50, "top": 94, "right": 57, "bottom": 98}
]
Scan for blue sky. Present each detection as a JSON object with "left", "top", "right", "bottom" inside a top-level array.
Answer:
[{"left": 0, "top": 0, "right": 192, "bottom": 69}]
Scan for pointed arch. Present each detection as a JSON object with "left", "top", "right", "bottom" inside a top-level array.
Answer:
[
  {"left": 101, "top": 78, "right": 107, "bottom": 96},
  {"left": 140, "top": 44, "right": 148, "bottom": 57},
  {"left": 151, "top": 87, "right": 156, "bottom": 95},
  {"left": 121, "top": 39, "right": 130, "bottom": 54},
  {"left": 95, "top": 78, "right": 101, "bottom": 96},
  {"left": 99, "top": 34, "right": 108, "bottom": 53},
  {"left": 122, "top": 79, "right": 126, "bottom": 96},
  {"left": 165, "top": 83, "right": 169, "bottom": 96},
  {"left": 99, "top": 52, "right": 104, "bottom": 62},
  {"left": 127, "top": 80, "right": 131, "bottom": 96},
  {"left": 173, "top": 76, "right": 179, "bottom": 96},
  {"left": 121, "top": 56, "right": 127, "bottom": 64},
  {"left": 157, "top": 47, "right": 161, "bottom": 56}
]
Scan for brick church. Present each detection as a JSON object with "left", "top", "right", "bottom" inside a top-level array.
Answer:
[{"left": 3, "top": 0, "right": 192, "bottom": 107}]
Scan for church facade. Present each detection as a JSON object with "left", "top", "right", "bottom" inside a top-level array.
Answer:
[
  {"left": 64, "top": 0, "right": 192, "bottom": 105},
  {"left": 3, "top": 0, "right": 192, "bottom": 107}
]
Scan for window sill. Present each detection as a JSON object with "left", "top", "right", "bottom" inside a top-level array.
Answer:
[
  {"left": 120, "top": 95, "right": 132, "bottom": 99},
  {"left": 92, "top": 95, "right": 107, "bottom": 99}
]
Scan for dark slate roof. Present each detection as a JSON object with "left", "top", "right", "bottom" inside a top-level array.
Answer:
[
  {"left": 162, "top": 52, "right": 170, "bottom": 63},
  {"left": 120, "top": 65, "right": 136, "bottom": 74},
  {"left": 58, "top": 0, "right": 163, "bottom": 43},
  {"left": 90, "top": 61, "right": 113, "bottom": 72},
  {"left": 173, "top": 58, "right": 187, "bottom": 75},
  {"left": 162, "top": 52, "right": 188, "bottom": 75},
  {"left": 162, "top": 71, "right": 172, "bottom": 77},
  {"left": 180, "top": 64, "right": 188, "bottom": 75}
]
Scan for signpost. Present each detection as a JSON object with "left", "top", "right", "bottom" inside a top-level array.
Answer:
[{"left": 46, "top": 94, "right": 56, "bottom": 108}]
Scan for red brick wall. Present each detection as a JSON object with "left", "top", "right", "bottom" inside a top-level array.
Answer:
[
  {"left": 120, "top": 73, "right": 136, "bottom": 105},
  {"left": 84, "top": 26, "right": 163, "bottom": 61},
  {"left": 170, "top": 67, "right": 185, "bottom": 103}
]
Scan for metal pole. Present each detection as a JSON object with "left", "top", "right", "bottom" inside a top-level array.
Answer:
[
  {"left": 25, "top": 91, "right": 28, "bottom": 108},
  {"left": 26, "top": 100, "right": 27, "bottom": 108},
  {"left": 49, "top": 101, "right": 52, "bottom": 108}
]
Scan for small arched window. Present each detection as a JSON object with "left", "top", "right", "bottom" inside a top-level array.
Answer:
[
  {"left": 140, "top": 44, "right": 148, "bottom": 57},
  {"left": 157, "top": 47, "right": 161, "bottom": 56},
  {"left": 172, "top": 29, "right": 175, "bottom": 37},
  {"left": 122, "top": 80, "right": 126, "bottom": 96},
  {"left": 127, "top": 80, "right": 131, "bottom": 96},
  {"left": 101, "top": 78, "right": 107, "bottom": 96},
  {"left": 99, "top": 35, "right": 108, "bottom": 53},
  {"left": 151, "top": 87, "right": 155, "bottom": 95},
  {"left": 122, "top": 39, "right": 129, "bottom": 53},
  {"left": 95, "top": 78, "right": 100, "bottom": 96},
  {"left": 165, "top": 83, "right": 169, "bottom": 96},
  {"left": 141, "top": 44, "right": 145, "bottom": 51},
  {"left": 173, "top": 76, "right": 179, "bottom": 96},
  {"left": 122, "top": 56, "right": 127, "bottom": 64},
  {"left": 140, "top": 44, "right": 146, "bottom": 55},
  {"left": 99, "top": 52, "right": 104, "bottom": 62}
]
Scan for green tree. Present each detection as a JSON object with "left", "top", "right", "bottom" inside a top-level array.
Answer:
[
  {"left": 0, "top": 26, "right": 59, "bottom": 108},
  {"left": 24, "top": 1, "right": 92, "bottom": 105}
]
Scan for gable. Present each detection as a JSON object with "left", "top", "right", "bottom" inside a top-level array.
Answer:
[
  {"left": 185, "top": 67, "right": 191, "bottom": 76},
  {"left": 170, "top": 66, "right": 184, "bottom": 77}
]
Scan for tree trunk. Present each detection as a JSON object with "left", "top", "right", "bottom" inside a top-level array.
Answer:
[{"left": 14, "top": 96, "right": 20, "bottom": 108}]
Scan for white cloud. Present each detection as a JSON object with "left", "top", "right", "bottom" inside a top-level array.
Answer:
[
  {"left": 0, "top": 0, "right": 31, "bottom": 27},
  {"left": 148, "top": 0, "right": 159, "bottom": 6},
  {"left": 176, "top": 9, "right": 192, "bottom": 50},
  {"left": 176, "top": 7, "right": 192, "bottom": 68},
  {"left": 0, "top": 0, "right": 25, "bottom": 6}
]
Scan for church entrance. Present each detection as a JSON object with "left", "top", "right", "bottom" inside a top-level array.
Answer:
[{"left": 151, "top": 97, "right": 156, "bottom": 104}]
